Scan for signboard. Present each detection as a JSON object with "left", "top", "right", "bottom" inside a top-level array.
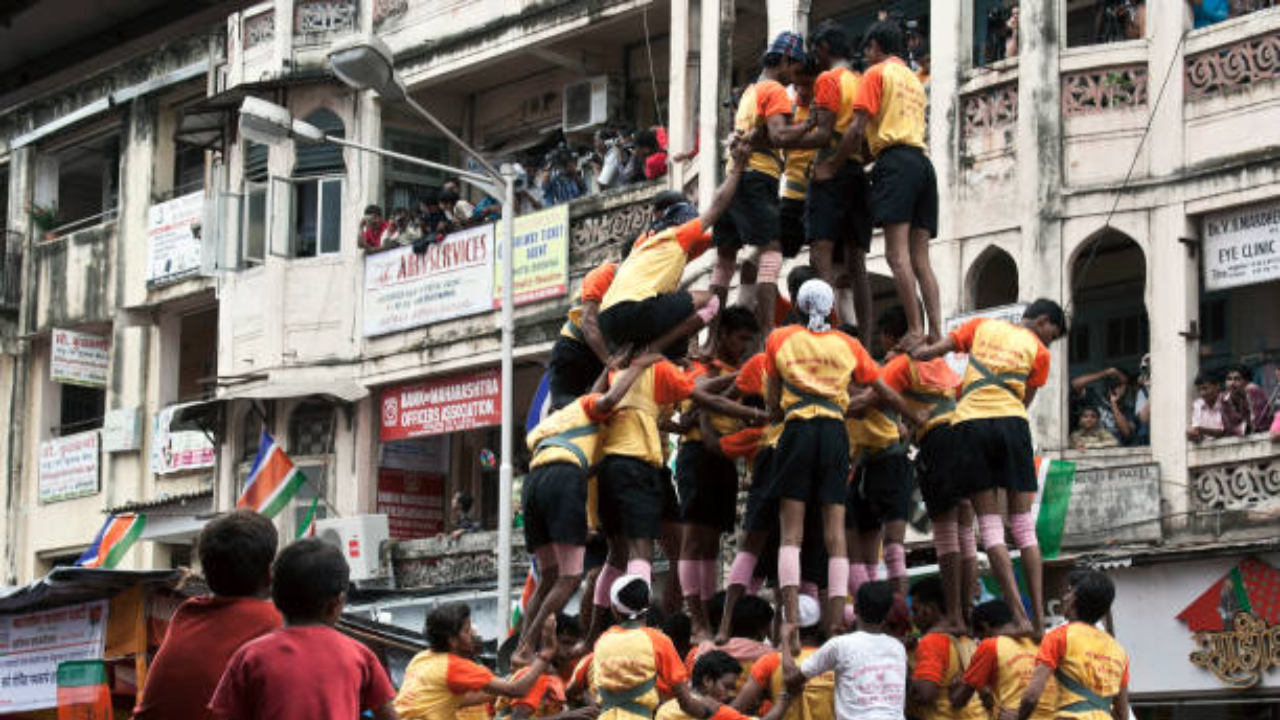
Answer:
[
  {"left": 147, "top": 191, "right": 205, "bottom": 285},
  {"left": 1203, "top": 199, "right": 1280, "bottom": 291},
  {"left": 50, "top": 329, "right": 109, "bottom": 388},
  {"left": 376, "top": 469, "right": 445, "bottom": 539},
  {"left": 151, "top": 403, "right": 217, "bottom": 475},
  {"left": 380, "top": 368, "right": 502, "bottom": 441},
  {"left": 0, "top": 600, "right": 108, "bottom": 714},
  {"left": 494, "top": 204, "right": 569, "bottom": 306},
  {"left": 100, "top": 407, "right": 141, "bottom": 452},
  {"left": 380, "top": 434, "right": 451, "bottom": 474},
  {"left": 38, "top": 432, "right": 100, "bottom": 503},
  {"left": 1061, "top": 462, "right": 1161, "bottom": 548},
  {"left": 363, "top": 224, "right": 495, "bottom": 337}
]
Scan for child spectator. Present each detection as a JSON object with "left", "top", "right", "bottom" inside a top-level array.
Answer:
[
  {"left": 209, "top": 539, "right": 398, "bottom": 720},
  {"left": 1070, "top": 406, "right": 1119, "bottom": 450},
  {"left": 1223, "top": 364, "right": 1273, "bottom": 434},
  {"left": 1070, "top": 367, "right": 1137, "bottom": 444},
  {"left": 1188, "top": 369, "right": 1242, "bottom": 441},
  {"left": 360, "top": 205, "right": 387, "bottom": 251},
  {"left": 134, "top": 511, "right": 282, "bottom": 720}
]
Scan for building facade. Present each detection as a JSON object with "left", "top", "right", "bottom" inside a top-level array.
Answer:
[{"left": 2, "top": 0, "right": 1279, "bottom": 708}]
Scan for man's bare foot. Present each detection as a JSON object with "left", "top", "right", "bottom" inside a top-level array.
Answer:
[
  {"left": 895, "top": 332, "right": 926, "bottom": 354},
  {"left": 713, "top": 629, "right": 731, "bottom": 646},
  {"left": 690, "top": 623, "right": 712, "bottom": 647}
]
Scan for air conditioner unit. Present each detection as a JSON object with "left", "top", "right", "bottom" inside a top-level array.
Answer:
[
  {"left": 563, "top": 76, "right": 614, "bottom": 133},
  {"left": 317, "top": 514, "right": 391, "bottom": 584}
]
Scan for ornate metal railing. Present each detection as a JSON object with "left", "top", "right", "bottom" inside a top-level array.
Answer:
[{"left": 1185, "top": 27, "right": 1280, "bottom": 102}]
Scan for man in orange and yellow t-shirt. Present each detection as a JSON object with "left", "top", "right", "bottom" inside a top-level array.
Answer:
[
  {"left": 907, "top": 577, "right": 987, "bottom": 720},
  {"left": 951, "top": 599, "right": 1057, "bottom": 720}
]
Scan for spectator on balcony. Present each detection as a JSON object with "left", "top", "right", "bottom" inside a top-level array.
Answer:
[
  {"left": 441, "top": 180, "right": 475, "bottom": 226},
  {"left": 1223, "top": 364, "right": 1273, "bottom": 434},
  {"left": 449, "top": 491, "right": 481, "bottom": 540},
  {"left": 644, "top": 127, "right": 670, "bottom": 181},
  {"left": 1070, "top": 406, "right": 1120, "bottom": 450},
  {"left": 1134, "top": 354, "right": 1152, "bottom": 445},
  {"left": 622, "top": 129, "right": 662, "bottom": 185},
  {"left": 381, "top": 207, "right": 423, "bottom": 250},
  {"left": 1005, "top": 6, "right": 1020, "bottom": 58},
  {"left": 1190, "top": 0, "right": 1230, "bottom": 28},
  {"left": 588, "top": 128, "right": 629, "bottom": 193},
  {"left": 539, "top": 146, "right": 585, "bottom": 206},
  {"left": 1188, "top": 369, "right": 1244, "bottom": 442},
  {"left": 1070, "top": 367, "right": 1138, "bottom": 445},
  {"left": 359, "top": 205, "right": 387, "bottom": 252}
]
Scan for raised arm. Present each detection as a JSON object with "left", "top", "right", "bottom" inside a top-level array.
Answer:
[
  {"left": 1070, "top": 368, "right": 1114, "bottom": 392},
  {"left": 911, "top": 335, "right": 957, "bottom": 361},
  {"left": 595, "top": 353, "right": 663, "bottom": 415},
  {"left": 699, "top": 138, "right": 750, "bottom": 229},
  {"left": 484, "top": 619, "right": 558, "bottom": 697},
  {"left": 581, "top": 300, "right": 611, "bottom": 364}
]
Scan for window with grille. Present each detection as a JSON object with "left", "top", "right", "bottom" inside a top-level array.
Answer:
[{"left": 288, "top": 402, "right": 335, "bottom": 457}]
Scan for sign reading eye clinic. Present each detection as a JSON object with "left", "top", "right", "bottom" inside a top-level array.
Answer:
[
  {"left": 363, "top": 224, "right": 495, "bottom": 337},
  {"left": 51, "top": 329, "right": 110, "bottom": 387},
  {"left": 381, "top": 368, "right": 502, "bottom": 441},
  {"left": 1203, "top": 198, "right": 1280, "bottom": 291}
]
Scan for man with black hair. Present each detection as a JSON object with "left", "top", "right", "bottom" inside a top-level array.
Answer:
[
  {"left": 656, "top": 649, "right": 798, "bottom": 720},
  {"left": 781, "top": 582, "right": 908, "bottom": 720},
  {"left": 912, "top": 298, "right": 1068, "bottom": 637},
  {"left": 600, "top": 138, "right": 752, "bottom": 357},
  {"left": 396, "top": 602, "right": 559, "bottom": 719},
  {"left": 710, "top": 31, "right": 806, "bottom": 337},
  {"left": 778, "top": 55, "right": 819, "bottom": 263},
  {"left": 819, "top": 20, "right": 939, "bottom": 352},
  {"left": 494, "top": 614, "right": 588, "bottom": 720},
  {"left": 906, "top": 576, "right": 985, "bottom": 720},
  {"left": 951, "top": 599, "right": 1057, "bottom": 720},
  {"left": 136, "top": 511, "right": 282, "bottom": 720},
  {"left": 209, "top": 539, "right": 398, "bottom": 720},
  {"left": 549, "top": 259, "right": 618, "bottom": 411},
  {"left": 685, "top": 594, "right": 775, "bottom": 688},
  {"left": 450, "top": 491, "right": 480, "bottom": 539},
  {"left": 1018, "top": 570, "right": 1129, "bottom": 720},
  {"left": 734, "top": 594, "right": 835, "bottom": 720},
  {"left": 676, "top": 305, "right": 760, "bottom": 642}
]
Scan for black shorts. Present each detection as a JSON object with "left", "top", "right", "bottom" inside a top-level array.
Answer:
[
  {"left": 660, "top": 466, "right": 680, "bottom": 524},
  {"left": 869, "top": 145, "right": 938, "bottom": 237},
  {"left": 675, "top": 442, "right": 740, "bottom": 533},
  {"left": 952, "top": 417, "right": 1037, "bottom": 495},
  {"left": 846, "top": 448, "right": 911, "bottom": 531},
  {"left": 768, "top": 418, "right": 851, "bottom": 506},
  {"left": 523, "top": 463, "right": 589, "bottom": 549},
  {"left": 584, "top": 532, "right": 608, "bottom": 571},
  {"left": 598, "top": 292, "right": 695, "bottom": 353},
  {"left": 743, "top": 447, "right": 779, "bottom": 534},
  {"left": 548, "top": 336, "right": 604, "bottom": 411},
  {"left": 779, "top": 198, "right": 806, "bottom": 258},
  {"left": 804, "top": 163, "right": 873, "bottom": 252},
  {"left": 714, "top": 170, "right": 781, "bottom": 248},
  {"left": 915, "top": 425, "right": 964, "bottom": 517},
  {"left": 599, "top": 455, "right": 664, "bottom": 539}
]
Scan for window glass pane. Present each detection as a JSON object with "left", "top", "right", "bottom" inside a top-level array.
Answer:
[
  {"left": 59, "top": 384, "right": 105, "bottom": 435},
  {"left": 319, "top": 179, "right": 342, "bottom": 254},
  {"left": 245, "top": 186, "right": 266, "bottom": 263},
  {"left": 294, "top": 179, "right": 319, "bottom": 258}
]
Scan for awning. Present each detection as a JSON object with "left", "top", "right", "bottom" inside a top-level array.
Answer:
[
  {"left": 218, "top": 379, "right": 369, "bottom": 404},
  {"left": 106, "top": 489, "right": 215, "bottom": 543},
  {"left": 168, "top": 399, "right": 223, "bottom": 434},
  {"left": 0, "top": 568, "right": 186, "bottom": 614}
]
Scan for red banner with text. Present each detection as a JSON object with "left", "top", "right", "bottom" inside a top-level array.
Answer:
[
  {"left": 376, "top": 469, "right": 445, "bottom": 539},
  {"left": 380, "top": 368, "right": 502, "bottom": 441}
]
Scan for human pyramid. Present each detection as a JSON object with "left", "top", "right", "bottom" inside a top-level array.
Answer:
[{"left": 486, "top": 18, "right": 1128, "bottom": 720}]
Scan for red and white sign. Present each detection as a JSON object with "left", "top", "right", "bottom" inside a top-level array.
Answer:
[
  {"left": 380, "top": 368, "right": 502, "bottom": 441},
  {"left": 363, "top": 224, "right": 495, "bottom": 337},
  {"left": 376, "top": 469, "right": 445, "bottom": 539}
]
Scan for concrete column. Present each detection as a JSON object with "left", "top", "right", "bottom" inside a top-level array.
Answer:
[
  {"left": 695, "top": 0, "right": 725, "bottom": 208},
  {"left": 1147, "top": 0, "right": 1188, "bottom": 178},
  {"left": 766, "top": 0, "right": 810, "bottom": 38},
  {"left": 1014, "top": 0, "right": 1065, "bottom": 444},
  {"left": 667, "top": 0, "right": 692, "bottom": 190},
  {"left": 929, "top": 0, "right": 963, "bottom": 318}
]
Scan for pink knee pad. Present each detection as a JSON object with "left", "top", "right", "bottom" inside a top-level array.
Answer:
[
  {"left": 626, "top": 558, "right": 652, "bottom": 585},
  {"left": 1010, "top": 512, "right": 1039, "bottom": 549},
  {"left": 711, "top": 255, "right": 736, "bottom": 288},
  {"left": 827, "top": 558, "right": 849, "bottom": 601},
  {"left": 865, "top": 563, "right": 881, "bottom": 582},
  {"left": 552, "top": 544, "right": 585, "bottom": 577},
  {"left": 778, "top": 545, "right": 802, "bottom": 589},
  {"left": 699, "top": 560, "right": 720, "bottom": 600},
  {"left": 848, "top": 563, "right": 869, "bottom": 596},
  {"left": 978, "top": 514, "right": 1007, "bottom": 550},
  {"left": 884, "top": 543, "right": 907, "bottom": 580},
  {"left": 757, "top": 250, "right": 784, "bottom": 284},
  {"left": 678, "top": 560, "right": 701, "bottom": 599},
  {"left": 727, "top": 552, "right": 758, "bottom": 588},
  {"left": 696, "top": 294, "right": 721, "bottom": 323},
  {"left": 534, "top": 545, "right": 558, "bottom": 572},
  {"left": 933, "top": 519, "right": 959, "bottom": 555},
  {"left": 958, "top": 519, "right": 978, "bottom": 559},
  {"left": 595, "top": 564, "right": 622, "bottom": 608}
]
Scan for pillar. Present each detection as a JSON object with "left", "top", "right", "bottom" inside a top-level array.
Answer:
[{"left": 667, "top": 0, "right": 692, "bottom": 190}]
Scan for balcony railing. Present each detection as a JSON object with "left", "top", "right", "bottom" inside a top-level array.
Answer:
[
  {"left": 1, "top": 230, "right": 22, "bottom": 314},
  {"left": 1185, "top": 20, "right": 1280, "bottom": 102},
  {"left": 1190, "top": 434, "right": 1280, "bottom": 512}
]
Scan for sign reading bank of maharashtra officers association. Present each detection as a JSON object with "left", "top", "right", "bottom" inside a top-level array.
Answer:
[
  {"left": 0, "top": 600, "right": 108, "bottom": 713},
  {"left": 363, "top": 224, "right": 494, "bottom": 337},
  {"left": 1203, "top": 198, "right": 1280, "bottom": 291},
  {"left": 51, "top": 329, "right": 110, "bottom": 387},
  {"left": 380, "top": 368, "right": 502, "bottom": 441}
]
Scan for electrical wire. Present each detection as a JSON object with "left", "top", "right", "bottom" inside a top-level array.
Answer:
[{"left": 642, "top": 7, "right": 665, "bottom": 129}]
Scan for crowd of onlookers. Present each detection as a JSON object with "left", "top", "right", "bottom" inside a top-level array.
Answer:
[
  {"left": 1191, "top": 0, "right": 1276, "bottom": 29},
  {"left": 1187, "top": 363, "right": 1280, "bottom": 442},
  {"left": 358, "top": 178, "right": 500, "bottom": 253}
]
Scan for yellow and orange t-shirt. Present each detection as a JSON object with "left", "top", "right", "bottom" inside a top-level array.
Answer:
[
  {"left": 764, "top": 325, "right": 880, "bottom": 422},
  {"left": 656, "top": 700, "right": 755, "bottom": 720},
  {"left": 729, "top": 79, "right": 793, "bottom": 178},
  {"left": 749, "top": 649, "right": 836, "bottom": 720},
  {"left": 878, "top": 354, "right": 959, "bottom": 441},
  {"left": 910, "top": 634, "right": 987, "bottom": 720},
  {"left": 964, "top": 636, "right": 1056, "bottom": 720},
  {"left": 949, "top": 318, "right": 1051, "bottom": 424},
  {"left": 736, "top": 352, "right": 783, "bottom": 453},
  {"left": 561, "top": 262, "right": 618, "bottom": 342},
  {"left": 394, "top": 650, "right": 496, "bottom": 720},
  {"left": 591, "top": 625, "right": 689, "bottom": 720},
  {"left": 681, "top": 359, "right": 741, "bottom": 444},
  {"left": 600, "top": 360, "right": 697, "bottom": 467},
  {"left": 528, "top": 393, "right": 610, "bottom": 471},
  {"left": 781, "top": 97, "right": 816, "bottom": 201},
  {"left": 851, "top": 56, "right": 928, "bottom": 158},
  {"left": 812, "top": 65, "right": 863, "bottom": 162},
  {"left": 1036, "top": 623, "right": 1129, "bottom": 720},
  {"left": 492, "top": 667, "right": 567, "bottom": 719},
  {"left": 602, "top": 219, "right": 709, "bottom": 310}
]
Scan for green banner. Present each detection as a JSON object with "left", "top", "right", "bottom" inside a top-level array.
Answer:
[{"left": 1036, "top": 459, "right": 1077, "bottom": 559}]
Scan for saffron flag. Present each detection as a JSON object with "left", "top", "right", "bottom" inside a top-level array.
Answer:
[
  {"left": 57, "top": 660, "right": 112, "bottom": 720},
  {"left": 1177, "top": 557, "right": 1280, "bottom": 632},
  {"left": 76, "top": 514, "right": 146, "bottom": 569},
  {"left": 238, "top": 431, "right": 308, "bottom": 518},
  {"left": 1034, "top": 457, "right": 1076, "bottom": 560}
]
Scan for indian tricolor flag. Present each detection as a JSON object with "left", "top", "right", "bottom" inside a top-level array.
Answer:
[
  {"left": 238, "top": 432, "right": 307, "bottom": 519},
  {"left": 76, "top": 513, "right": 146, "bottom": 569},
  {"left": 1033, "top": 457, "right": 1077, "bottom": 560}
]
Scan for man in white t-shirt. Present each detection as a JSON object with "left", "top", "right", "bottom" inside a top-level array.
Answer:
[{"left": 783, "top": 581, "right": 907, "bottom": 719}]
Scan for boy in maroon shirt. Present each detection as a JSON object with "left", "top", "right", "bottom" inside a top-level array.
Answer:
[
  {"left": 209, "top": 539, "right": 399, "bottom": 720},
  {"left": 134, "top": 510, "right": 282, "bottom": 720}
]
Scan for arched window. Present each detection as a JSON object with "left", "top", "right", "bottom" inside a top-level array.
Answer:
[
  {"left": 290, "top": 109, "right": 345, "bottom": 257},
  {"left": 969, "top": 246, "right": 1019, "bottom": 311}
]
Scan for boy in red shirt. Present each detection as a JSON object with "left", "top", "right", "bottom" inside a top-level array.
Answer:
[
  {"left": 209, "top": 539, "right": 397, "bottom": 720},
  {"left": 135, "top": 511, "right": 282, "bottom": 720}
]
